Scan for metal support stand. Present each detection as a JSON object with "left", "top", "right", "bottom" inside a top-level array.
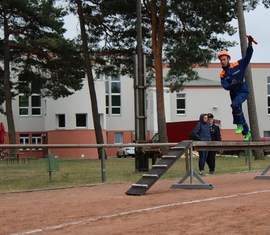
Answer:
[
  {"left": 254, "top": 164, "right": 270, "bottom": 180},
  {"left": 171, "top": 145, "right": 214, "bottom": 189},
  {"left": 101, "top": 147, "right": 106, "bottom": 183},
  {"left": 245, "top": 149, "right": 252, "bottom": 171},
  {"left": 248, "top": 150, "right": 252, "bottom": 171}
]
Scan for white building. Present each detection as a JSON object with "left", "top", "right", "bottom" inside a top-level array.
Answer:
[{"left": 1, "top": 63, "right": 270, "bottom": 158}]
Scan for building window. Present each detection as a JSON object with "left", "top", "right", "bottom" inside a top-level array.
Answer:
[
  {"left": 31, "top": 94, "right": 41, "bottom": 115},
  {"left": 176, "top": 93, "right": 186, "bottom": 115},
  {"left": 19, "top": 95, "right": 29, "bottom": 115},
  {"left": 114, "top": 132, "right": 123, "bottom": 144},
  {"left": 76, "top": 113, "right": 87, "bottom": 127},
  {"left": 18, "top": 79, "right": 42, "bottom": 116},
  {"left": 32, "top": 133, "right": 42, "bottom": 150},
  {"left": 105, "top": 80, "right": 109, "bottom": 115},
  {"left": 32, "top": 134, "right": 42, "bottom": 144},
  {"left": 264, "top": 131, "right": 270, "bottom": 137},
  {"left": 19, "top": 94, "right": 41, "bottom": 116},
  {"left": 19, "top": 134, "right": 30, "bottom": 151},
  {"left": 111, "top": 95, "right": 121, "bottom": 114},
  {"left": 57, "top": 114, "right": 66, "bottom": 128},
  {"left": 105, "top": 75, "right": 121, "bottom": 115},
  {"left": 267, "top": 77, "right": 270, "bottom": 114}
]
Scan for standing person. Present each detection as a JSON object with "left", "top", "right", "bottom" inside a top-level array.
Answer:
[
  {"left": 206, "top": 113, "right": 221, "bottom": 174},
  {"left": 191, "top": 114, "right": 211, "bottom": 175},
  {"left": 218, "top": 35, "right": 254, "bottom": 141}
]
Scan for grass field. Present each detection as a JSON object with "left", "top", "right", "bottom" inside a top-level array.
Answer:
[{"left": 0, "top": 154, "right": 270, "bottom": 193}]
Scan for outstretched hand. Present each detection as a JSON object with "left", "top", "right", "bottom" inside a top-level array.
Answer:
[
  {"left": 247, "top": 35, "right": 253, "bottom": 44},
  {"left": 246, "top": 34, "right": 258, "bottom": 45}
]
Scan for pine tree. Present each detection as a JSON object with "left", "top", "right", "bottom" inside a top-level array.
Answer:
[
  {"left": 237, "top": 0, "right": 270, "bottom": 159},
  {"left": 93, "top": 0, "right": 236, "bottom": 145},
  {"left": 0, "top": 0, "right": 84, "bottom": 144}
]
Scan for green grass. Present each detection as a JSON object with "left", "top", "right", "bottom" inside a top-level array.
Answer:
[{"left": 0, "top": 155, "right": 270, "bottom": 193}]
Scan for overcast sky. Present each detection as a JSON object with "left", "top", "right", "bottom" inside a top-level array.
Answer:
[
  {"left": 64, "top": 4, "right": 269, "bottom": 63},
  {"left": 214, "top": 4, "right": 270, "bottom": 63}
]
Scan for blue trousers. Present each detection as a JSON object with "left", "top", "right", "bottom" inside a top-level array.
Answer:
[
  {"left": 230, "top": 88, "right": 249, "bottom": 135},
  {"left": 199, "top": 151, "right": 208, "bottom": 171}
]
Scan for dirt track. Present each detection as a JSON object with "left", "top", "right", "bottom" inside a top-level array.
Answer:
[{"left": 1, "top": 171, "right": 270, "bottom": 235}]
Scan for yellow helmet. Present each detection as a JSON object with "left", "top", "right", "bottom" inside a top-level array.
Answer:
[{"left": 218, "top": 50, "right": 231, "bottom": 60}]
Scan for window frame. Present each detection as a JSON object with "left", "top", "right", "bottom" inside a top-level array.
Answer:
[
  {"left": 105, "top": 75, "right": 121, "bottom": 116},
  {"left": 114, "top": 132, "right": 123, "bottom": 144},
  {"left": 263, "top": 131, "right": 270, "bottom": 138},
  {"left": 19, "top": 94, "right": 29, "bottom": 116},
  {"left": 19, "top": 134, "right": 30, "bottom": 151},
  {"left": 176, "top": 93, "right": 186, "bottom": 115},
  {"left": 19, "top": 94, "right": 42, "bottom": 117},
  {"left": 31, "top": 94, "right": 41, "bottom": 116},
  {"left": 76, "top": 113, "right": 87, "bottom": 128},
  {"left": 31, "top": 133, "right": 42, "bottom": 150},
  {"left": 57, "top": 114, "right": 66, "bottom": 128}
]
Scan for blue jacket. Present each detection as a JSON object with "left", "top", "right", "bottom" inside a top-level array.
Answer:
[
  {"left": 193, "top": 114, "right": 211, "bottom": 141},
  {"left": 220, "top": 45, "right": 253, "bottom": 92}
]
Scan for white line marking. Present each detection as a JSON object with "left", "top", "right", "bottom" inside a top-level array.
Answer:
[{"left": 12, "top": 189, "right": 270, "bottom": 235}]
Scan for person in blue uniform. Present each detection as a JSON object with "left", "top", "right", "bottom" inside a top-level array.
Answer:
[{"left": 218, "top": 36, "right": 254, "bottom": 141}]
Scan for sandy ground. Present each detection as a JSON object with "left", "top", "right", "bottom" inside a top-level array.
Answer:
[{"left": 1, "top": 171, "right": 270, "bottom": 235}]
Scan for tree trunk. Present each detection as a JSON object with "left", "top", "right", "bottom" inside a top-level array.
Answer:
[
  {"left": 236, "top": 0, "right": 264, "bottom": 160},
  {"left": 76, "top": 0, "right": 105, "bottom": 159},
  {"left": 155, "top": 54, "right": 168, "bottom": 149},
  {"left": 3, "top": 10, "right": 16, "bottom": 147},
  {"left": 150, "top": 0, "right": 168, "bottom": 153}
]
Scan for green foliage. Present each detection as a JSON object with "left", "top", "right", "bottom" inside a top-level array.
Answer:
[
  {"left": 66, "top": 0, "right": 239, "bottom": 90},
  {"left": 0, "top": 0, "right": 84, "bottom": 104},
  {"left": 68, "top": 0, "right": 140, "bottom": 77},
  {"left": 243, "top": 0, "right": 270, "bottom": 11},
  {"left": 70, "top": 0, "right": 267, "bottom": 91},
  {"left": 164, "top": 0, "right": 237, "bottom": 90}
]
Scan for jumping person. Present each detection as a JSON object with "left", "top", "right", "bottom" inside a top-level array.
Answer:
[
  {"left": 218, "top": 35, "right": 254, "bottom": 141},
  {"left": 206, "top": 113, "right": 221, "bottom": 174}
]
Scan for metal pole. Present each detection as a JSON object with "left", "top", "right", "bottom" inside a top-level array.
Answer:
[
  {"left": 190, "top": 145, "right": 193, "bottom": 184},
  {"left": 101, "top": 147, "right": 106, "bottom": 182},
  {"left": 185, "top": 149, "right": 189, "bottom": 173},
  {"left": 248, "top": 150, "right": 252, "bottom": 171},
  {"left": 245, "top": 149, "right": 252, "bottom": 171}
]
